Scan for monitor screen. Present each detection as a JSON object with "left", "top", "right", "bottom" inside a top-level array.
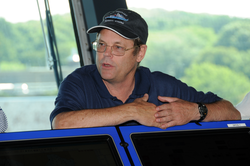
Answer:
[
  {"left": 0, "top": 135, "right": 123, "bottom": 166},
  {"left": 131, "top": 127, "right": 250, "bottom": 166}
]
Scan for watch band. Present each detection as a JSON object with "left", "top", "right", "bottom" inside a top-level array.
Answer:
[{"left": 196, "top": 102, "right": 208, "bottom": 122}]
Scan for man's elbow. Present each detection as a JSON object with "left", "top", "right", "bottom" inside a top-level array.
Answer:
[
  {"left": 52, "top": 116, "right": 63, "bottom": 129},
  {"left": 52, "top": 113, "right": 74, "bottom": 129},
  {"left": 233, "top": 108, "right": 242, "bottom": 120},
  {"left": 223, "top": 100, "right": 241, "bottom": 120}
]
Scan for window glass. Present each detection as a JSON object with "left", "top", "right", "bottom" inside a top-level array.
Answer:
[
  {"left": 126, "top": 0, "right": 250, "bottom": 106},
  {"left": 0, "top": 0, "right": 249, "bottom": 133},
  {"left": 46, "top": 0, "right": 80, "bottom": 76},
  {"left": 0, "top": 0, "right": 78, "bottom": 132}
]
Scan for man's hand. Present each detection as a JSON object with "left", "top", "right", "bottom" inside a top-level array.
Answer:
[
  {"left": 130, "top": 94, "right": 162, "bottom": 128},
  {"left": 155, "top": 96, "right": 200, "bottom": 129}
]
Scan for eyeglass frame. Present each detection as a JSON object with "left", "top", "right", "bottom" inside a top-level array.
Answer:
[{"left": 92, "top": 41, "right": 140, "bottom": 56}]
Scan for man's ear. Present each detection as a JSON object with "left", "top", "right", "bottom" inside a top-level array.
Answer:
[{"left": 137, "top": 44, "right": 147, "bottom": 63}]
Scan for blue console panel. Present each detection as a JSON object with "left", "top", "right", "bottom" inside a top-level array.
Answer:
[
  {"left": 0, "top": 127, "right": 130, "bottom": 166},
  {"left": 0, "top": 120, "right": 250, "bottom": 166},
  {"left": 118, "top": 120, "right": 250, "bottom": 166}
]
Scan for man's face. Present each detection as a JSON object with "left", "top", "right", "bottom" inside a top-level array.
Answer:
[{"left": 96, "top": 29, "right": 141, "bottom": 84}]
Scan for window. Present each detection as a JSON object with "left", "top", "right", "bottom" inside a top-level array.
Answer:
[
  {"left": 126, "top": 0, "right": 250, "bottom": 106},
  {"left": 0, "top": 0, "right": 249, "bottom": 132},
  {"left": 0, "top": 0, "right": 78, "bottom": 132}
]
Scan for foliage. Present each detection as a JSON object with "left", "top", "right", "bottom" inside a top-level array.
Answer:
[
  {"left": 132, "top": 8, "right": 242, "bottom": 33},
  {"left": 215, "top": 21, "right": 250, "bottom": 51},
  {"left": 0, "top": 14, "right": 76, "bottom": 68},
  {"left": 194, "top": 47, "right": 250, "bottom": 79},
  {"left": 181, "top": 63, "right": 250, "bottom": 105},
  {"left": 0, "top": 61, "right": 26, "bottom": 71},
  {"left": 51, "top": 14, "right": 77, "bottom": 65},
  {"left": 142, "top": 26, "right": 217, "bottom": 78},
  {"left": 0, "top": 9, "right": 249, "bottom": 103}
]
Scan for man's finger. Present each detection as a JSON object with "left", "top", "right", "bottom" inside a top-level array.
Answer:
[
  {"left": 158, "top": 96, "right": 178, "bottom": 103},
  {"left": 141, "top": 93, "right": 149, "bottom": 102},
  {"left": 160, "top": 121, "right": 176, "bottom": 129}
]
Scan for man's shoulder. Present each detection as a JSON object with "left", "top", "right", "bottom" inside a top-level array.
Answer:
[
  {"left": 68, "top": 64, "right": 97, "bottom": 78},
  {"left": 62, "top": 65, "right": 99, "bottom": 85},
  {"left": 74, "top": 64, "right": 96, "bottom": 74},
  {"left": 138, "top": 66, "right": 176, "bottom": 81}
]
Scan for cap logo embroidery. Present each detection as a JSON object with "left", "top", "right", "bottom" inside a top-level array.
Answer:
[{"left": 105, "top": 13, "right": 128, "bottom": 22}]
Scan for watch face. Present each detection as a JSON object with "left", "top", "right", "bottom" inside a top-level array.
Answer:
[{"left": 197, "top": 103, "right": 208, "bottom": 121}]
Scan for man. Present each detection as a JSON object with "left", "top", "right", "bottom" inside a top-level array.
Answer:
[{"left": 50, "top": 8, "right": 240, "bottom": 130}]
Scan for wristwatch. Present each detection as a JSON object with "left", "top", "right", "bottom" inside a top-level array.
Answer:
[{"left": 196, "top": 102, "right": 208, "bottom": 122}]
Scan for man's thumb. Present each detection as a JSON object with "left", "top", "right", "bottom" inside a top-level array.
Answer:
[{"left": 142, "top": 93, "right": 149, "bottom": 101}]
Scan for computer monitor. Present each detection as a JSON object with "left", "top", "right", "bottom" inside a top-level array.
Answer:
[
  {"left": 131, "top": 127, "right": 250, "bottom": 166},
  {"left": 119, "top": 120, "right": 250, "bottom": 166},
  {"left": 0, "top": 127, "right": 129, "bottom": 166}
]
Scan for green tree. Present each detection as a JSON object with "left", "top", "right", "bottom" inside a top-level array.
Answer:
[
  {"left": 215, "top": 21, "right": 250, "bottom": 51},
  {"left": 13, "top": 20, "right": 46, "bottom": 66},
  {"left": 132, "top": 8, "right": 241, "bottom": 33},
  {"left": 181, "top": 63, "right": 250, "bottom": 105},
  {"left": 195, "top": 46, "right": 250, "bottom": 79},
  {"left": 0, "top": 61, "right": 26, "bottom": 71},
  {"left": 0, "top": 14, "right": 77, "bottom": 68},
  {"left": 142, "top": 26, "right": 217, "bottom": 78},
  {"left": 0, "top": 32, "right": 18, "bottom": 62},
  {"left": 0, "top": 18, "right": 19, "bottom": 62},
  {"left": 50, "top": 14, "right": 77, "bottom": 65}
]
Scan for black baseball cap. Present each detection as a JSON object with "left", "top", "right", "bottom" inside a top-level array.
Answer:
[{"left": 87, "top": 8, "right": 148, "bottom": 44}]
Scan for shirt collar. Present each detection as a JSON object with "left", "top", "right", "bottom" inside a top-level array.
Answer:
[
  {"left": 92, "top": 66, "right": 151, "bottom": 99},
  {"left": 92, "top": 67, "right": 113, "bottom": 99}
]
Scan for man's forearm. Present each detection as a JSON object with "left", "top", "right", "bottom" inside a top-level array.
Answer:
[
  {"left": 52, "top": 94, "right": 162, "bottom": 129},
  {"left": 52, "top": 104, "right": 135, "bottom": 129},
  {"left": 204, "top": 99, "right": 241, "bottom": 122}
]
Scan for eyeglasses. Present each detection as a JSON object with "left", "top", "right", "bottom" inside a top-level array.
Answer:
[{"left": 92, "top": 41, "right": 138, "bottom": 56}]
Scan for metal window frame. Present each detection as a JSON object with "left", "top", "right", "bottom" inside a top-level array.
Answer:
[{"left": 68, "top": 0, "right": 94, "bottom": 66}]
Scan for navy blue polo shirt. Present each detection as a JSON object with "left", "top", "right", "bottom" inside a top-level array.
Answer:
[{"left": 50, "top": 65, "right": 221, "bottom": 125}]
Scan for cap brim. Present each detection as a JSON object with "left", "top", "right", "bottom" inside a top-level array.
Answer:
[{"left": 87, "top": 24, "right": 138, "bottom": 40}]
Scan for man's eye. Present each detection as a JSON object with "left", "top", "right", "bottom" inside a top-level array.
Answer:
[
  {"left": 98, "top": 42, "right": 105, "bottom": 46},
  {"left": 114, "top": 45, "right": 124, "bottom": 50}
]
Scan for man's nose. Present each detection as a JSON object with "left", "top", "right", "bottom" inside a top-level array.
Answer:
[{"left": 103, "top": 45, "right": 113, "bottom": 57}]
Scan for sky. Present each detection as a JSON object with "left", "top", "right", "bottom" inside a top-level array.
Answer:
[
  {"left": 126, "top": 0, "right": 250, "bottom": 18},
  {"left": 0, "top": 0, "right": 249, "bottom": 23}
]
